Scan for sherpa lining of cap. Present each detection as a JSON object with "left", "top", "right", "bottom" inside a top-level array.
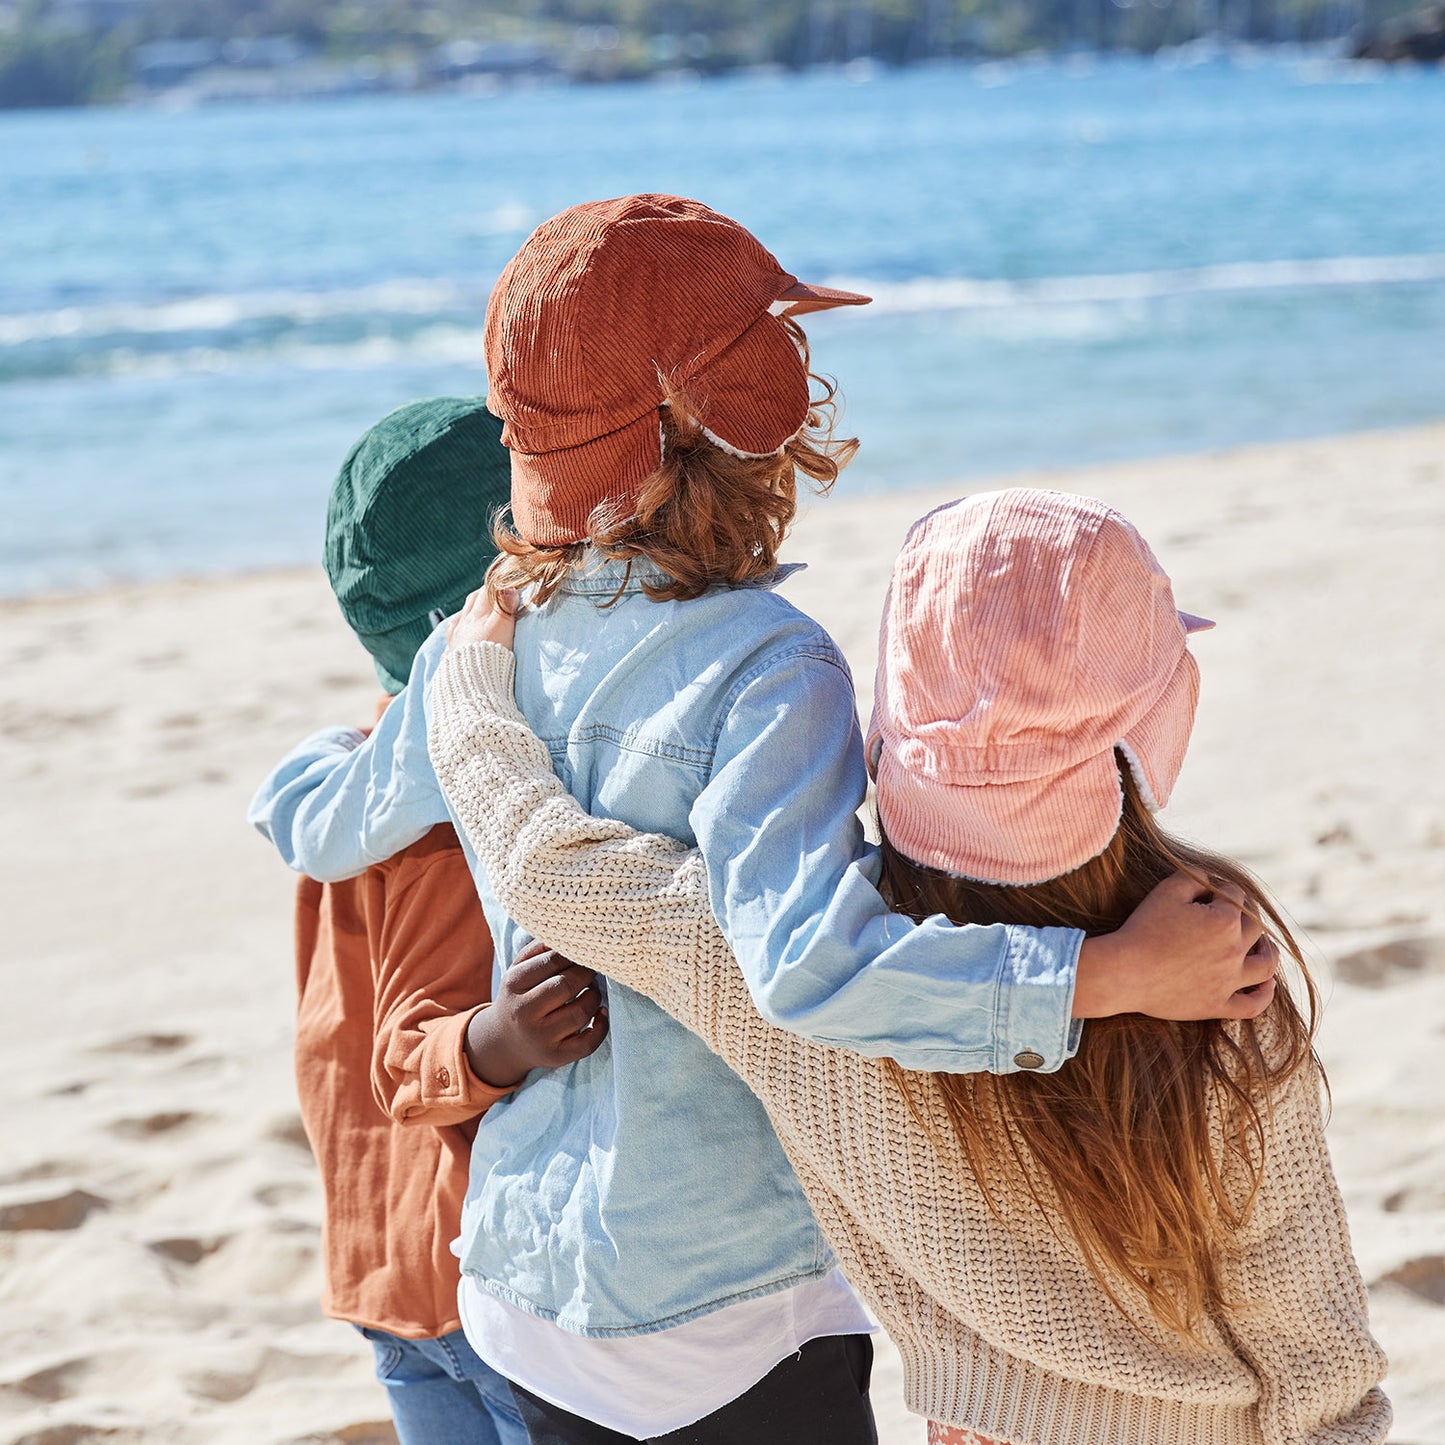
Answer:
[
  {"left": 655, "top": 398, "right": 794, "bottom": 461},
  {"left": 1115, "top": 738, "right": 1162, "bottom": 813},
  {"left": 698, "top": 424, "right": 791, "bottom": 460}
]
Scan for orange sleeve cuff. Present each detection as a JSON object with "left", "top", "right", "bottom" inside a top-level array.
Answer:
[{"left": 412, "top": 1004, "right": 515, "bottom": 1124}]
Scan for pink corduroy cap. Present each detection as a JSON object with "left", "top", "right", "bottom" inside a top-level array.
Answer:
[{"left": 866, "top": 488, "right": 1212, "bottom": 886}]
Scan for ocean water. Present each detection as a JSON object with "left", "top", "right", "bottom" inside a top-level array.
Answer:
[{"left": 2, "top": 58, "right": 1443, "bottom": 595}]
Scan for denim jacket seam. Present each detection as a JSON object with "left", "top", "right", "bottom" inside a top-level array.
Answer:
[
  {"left": 997, "top": 929, "right": 1018, "bottom": 1072},
  {"left": 545, "top": 723, "right": 714, "bottom": 772},
  {"left": 464, "top": 1261, "right": 834, "bottom": 1336},
  {"left": 707, "top": 641, "right": 854, "bottom": 759}
]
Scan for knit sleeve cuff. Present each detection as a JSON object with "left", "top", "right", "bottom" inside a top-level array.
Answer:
[{"left": 435, "top": 642, "right": 521, "bottom": 721}]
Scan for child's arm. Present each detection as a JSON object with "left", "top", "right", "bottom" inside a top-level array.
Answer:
[
  {"left": 426, "top": 641, "right": 744, "bottom": 1030},
  {"left": 430, "top": 631, "right": 1272, "bottom": 1074},
  {"left": 429, "top": 635, "right": 1074, "bottom": 1073},
  {"left": 247, "top": 630, "right": 452, "bottom": 881},
  {"left": 368, "top": 826, "right": 512, "bottom": 1126},
  {"left": 1215, "top": 1056, "right": 1391, "bottom": 1445},
  {"left": 370, "top": 828, "right": 609, "bottom": 1126}
]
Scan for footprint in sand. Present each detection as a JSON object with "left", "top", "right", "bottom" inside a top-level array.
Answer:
[
  {"left": 93, "top": 1031, "right": 192, "bottom": 1056},
  {"left": 0, "top": 1188, "right": 108, "bottom": 1232},
  {"left": 107, "top": 1110, "right": 206, "bottom": 1140},
  {"left": 1384, "top": 1183, "right": 1445, "bottom": 1213},
  {"left": 311, "top": 1423, "right": 401, "bottom": 1445},
  {"left": 5, "top": 1355, "right": 90, "bottom": 1404},
  {"left": 1332, "top": 936, "right": 1445, "bottom": 990},
  {"left": 181, "top": 1345, "right": 359, "bottom": 1404},
  {"left": 10, "top": 1428, "right": 144, "bottom": 1445},
  {"left": 0, "top": 1159, "right": 81, "bottom": 1187},
  {"left": 282, "top": 1424, "right": 399, "bottom": 1445},
  {"left": 1375, "top": 1255, "right": 1445, "bottom": 1306},
  {"left": 255, "top": 1181, "right": 312, "bottom": 1208},
  {"left": 189, "top": 1218, "right": 320, "bottom": 1299},
  {"left": 147, "top": 1234, "right": 226, "bottom": 1266},
  {"left": 267, "top": 1114, "right": 315, "bottom": 1155}
]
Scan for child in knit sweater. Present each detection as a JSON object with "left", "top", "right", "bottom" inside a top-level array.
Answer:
[{"left": 429, "top": 487, "right": 1390, "bottom": 1445}]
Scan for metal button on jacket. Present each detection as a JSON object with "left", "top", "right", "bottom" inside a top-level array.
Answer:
[{"left": 1013, "top": 1050, "right": 1046, "bottom": 1070}]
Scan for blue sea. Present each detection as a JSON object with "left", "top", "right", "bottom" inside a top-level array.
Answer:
[{"left": 2, "top": 57, "right": 1443, "bottom": 595}]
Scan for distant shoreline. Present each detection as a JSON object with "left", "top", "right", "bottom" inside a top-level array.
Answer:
[
  {"left": 3, "top": 39, "right": 1434, "bottom": 116},
  {"left": 4, "top": 419, "right": 1441, "bottom": 607}
]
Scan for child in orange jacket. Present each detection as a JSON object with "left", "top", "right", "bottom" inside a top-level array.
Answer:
[{"left": 250, "top": 398, "right": 607, "bottom": 1445}]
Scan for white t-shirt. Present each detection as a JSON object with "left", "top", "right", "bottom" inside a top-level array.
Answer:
[{"left": 458, "top": 1268, "right": 875, "bottom": 1439}]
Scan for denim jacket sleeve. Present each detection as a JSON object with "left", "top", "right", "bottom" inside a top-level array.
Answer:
[
  {"left": 688, "top": 645, "right": 1084, "bottom": 1074},
  {"left": 246, "top": 630, "right": 452, "bottom": 880}
]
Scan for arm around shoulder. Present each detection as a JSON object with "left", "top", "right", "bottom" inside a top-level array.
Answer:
[{"left": 689, "top": 647, "right": 1083, "bottom": 1072}]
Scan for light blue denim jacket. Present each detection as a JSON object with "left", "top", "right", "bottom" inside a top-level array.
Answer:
[{"left": 250, "top": 558, "right": 1082, "bottom": 1337}]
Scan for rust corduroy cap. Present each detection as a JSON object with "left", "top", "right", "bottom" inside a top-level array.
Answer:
[
  {"left": 867, "top": 488, "right": 1214, "bottom": 886},
  {"left": 483, "top": 194, "right": 870, "bottom": 545}
]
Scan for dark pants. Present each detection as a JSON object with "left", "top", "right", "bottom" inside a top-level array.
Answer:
[{"left": 509, "top": 1332, "right": 877, "bottom": 1445}]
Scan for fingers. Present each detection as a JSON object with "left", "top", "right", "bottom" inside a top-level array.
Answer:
[
  {"left": 548, "top": 1009, "right": 610, "bottom": 1064},
  {"left": 505, "top": 950, "right": 603, "bottom": 1037},
  {"left": 1217, "top": 974, "right": 1278, "bottom": 1019},
  {"left": 548, "top": 985, "right": 605, "bottom": 1038},
  {"left": 444, "top": 586, "right": 520, "bottom": 651},
  {"left": 1205, "top": 876, "right": 1247, "bottom": 912},
  {"left": 446, "top": 587, "right": 486, "bottom": 642},
  {"left": 507, "top": 947, "right": 586, "bottom": 992}
]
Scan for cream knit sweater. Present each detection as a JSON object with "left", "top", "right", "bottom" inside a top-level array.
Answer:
[{"left": 429, "top": 643, "right": 1390, "bottom": 1445}]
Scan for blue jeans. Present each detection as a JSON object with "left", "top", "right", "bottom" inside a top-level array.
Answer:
[{"left": 359, "top": 1326, "right": 527, "bottom": 1445}]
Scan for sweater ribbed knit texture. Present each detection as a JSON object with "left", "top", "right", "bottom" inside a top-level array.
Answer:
[{"left": 428, "top": 642, "right": 1390, "bottom": 1445}]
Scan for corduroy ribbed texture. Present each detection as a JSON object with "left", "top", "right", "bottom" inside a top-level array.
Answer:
[
  {"left": 325, "top": 397, "right": 511, "bottom": 692},
  {"left": 425, "top": 641, "right": 1391, "bottom": 1445},
  {"left": 483, "top": 194, "right": 868, "bottom": 545},
  {"left": 868, "top": 488, "right": 1203, "bottom": 885}
]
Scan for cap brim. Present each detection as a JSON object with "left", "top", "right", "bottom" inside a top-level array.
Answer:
[
  {"left": 776, "top": 280, "right": 872, "bottom": 316},
  {"left": 874, "top": 742, "right": 1126, "bottom": 887},
  {"left": 871, "top": 642, "right": 1201, "bottom": 883},
  {"left": 1178, "top": 610, "right": 1215, "bottom": 634},
  {"left": 507, "top": 410, "right": 660, "bottom": 547}
]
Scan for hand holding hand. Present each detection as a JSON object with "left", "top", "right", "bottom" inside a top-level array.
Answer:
[
  {"left": 464, "top": 940, "right": 608, "bottom": 1088},
  {"left": 1074, "top": 871, "right": 1278, "bottom": 1021},
  {"left": 446, "top": 586, "right": 519, "bottom": 653}
]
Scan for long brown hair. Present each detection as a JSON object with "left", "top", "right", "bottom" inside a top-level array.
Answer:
[
  {"left": 485, "top": 316, "right": 858, "bottom": 610},
  {"left": 879, "top": 759, "right": 1319, "bottom": 1341}
]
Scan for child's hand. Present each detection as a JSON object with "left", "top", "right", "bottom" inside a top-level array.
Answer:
[
  {"left": 1074, "top": 871, "right": 1279, "bottom": 1021},
  {"left": 446, "top": 587, "right": 519, "bottom": 652},
  {"left": 464, "top": 940, "right": 608, "bottom": 1088}
]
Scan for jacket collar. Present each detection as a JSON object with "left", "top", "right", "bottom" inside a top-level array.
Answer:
[{"left": 557, "top": 550, "right": 806, "bottom": 599}]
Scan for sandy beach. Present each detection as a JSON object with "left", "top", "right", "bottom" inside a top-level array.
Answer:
[{"left": 2, "top": 422, "right": 1442, "bottom": 1445}]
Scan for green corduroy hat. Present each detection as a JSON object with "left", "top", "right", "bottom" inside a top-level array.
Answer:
[{"left": 325, "top": 397, "right": 511, "bottom": 693}]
